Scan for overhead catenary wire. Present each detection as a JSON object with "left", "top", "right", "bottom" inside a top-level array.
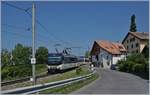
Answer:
[
  {"left": 3, "top": 2, "right": 83, "bottom": 54},
  {"left": 2, "top": 30, "right": 55, "bottom": 50},
  {"left": 2, "top": 23, "right": 55, "bottom": 42},
  {"left": 4, "top": 2, "right": 68, "bottom": 45},
  {"left": 4, "top": 2, "right": 27, "bottom": 11},
  {"left": 2, "top": 23, "right": 31, "bottom": 31},
  {"left": 2, "top": 30, "right": 55, "bottom": 45}
]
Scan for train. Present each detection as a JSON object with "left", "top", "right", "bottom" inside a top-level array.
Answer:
[{"left": 47, "top": 53, "right": 81, "bottom": 73}]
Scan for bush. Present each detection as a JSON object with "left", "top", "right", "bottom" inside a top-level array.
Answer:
[
  {"left": 118, "top": 60, "right": 133, "bottom": 72},
  {"left": 118, "top": 61, "right": 128, "bottom": 72},
  {"left": 1, "top": 64, "right": 32, "bottom": 81},
  {"left": 117, "top": 53, "right": 149, "bottom": 79},
  {"left": 132, "top": 64, "right": 145, "bottom": 74},
  {"left": 76, "top": 67, "right": 82, "bottom": 75}
]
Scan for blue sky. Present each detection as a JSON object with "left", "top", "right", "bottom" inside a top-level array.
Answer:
[{"left": 1, "top": 1, "right": 149, "bottom": 56}]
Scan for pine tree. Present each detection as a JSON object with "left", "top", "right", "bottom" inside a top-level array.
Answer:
[{"left": 130, "top": 14, "right": 137, "bottom": 32}]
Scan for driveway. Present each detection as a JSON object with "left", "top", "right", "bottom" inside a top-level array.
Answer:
[{"left": 73, "top": 68, "right": 149, "bottom": 94}]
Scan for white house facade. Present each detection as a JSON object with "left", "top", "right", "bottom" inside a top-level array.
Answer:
[
  {"left": 122, "top": 32, "right": 149, "bottom": 54},
  {"left": 91, "top": 40, "right": 127, "bottom": 69}
]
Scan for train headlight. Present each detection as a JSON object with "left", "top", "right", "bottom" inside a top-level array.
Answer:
[
  {"left": 47, "top": 65, "right": 50, "bottom": 69},
  {"left": 57, "top": 65, "right": 62, "bottom": 69}
]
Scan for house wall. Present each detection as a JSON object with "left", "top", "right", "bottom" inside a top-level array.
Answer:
[
  {"left": 91, "top": 56, "right": 97, "bottom": 62},
  {"left": 123, "top": 33, "right": 148, "bottom": 54},
  {"left": 112, "top": 54, "right": 126, "bottom": 65},
  {"left": 98, "top": 48, "right": 112, "bottom": 69},
  {"left": 140, "top": 40, "right": 148, "bottom": 52},
  {"left": 91, "top": 43, "right": 126, "bottom": 69},
  {"left": 92, "top": 48, "right": 126, "bottom": 69}
]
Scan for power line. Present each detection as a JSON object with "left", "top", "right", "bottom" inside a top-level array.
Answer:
[
  {"left": 2, "top": 30, "right": 56, "bottom": 44},
  {"left": 2, "top": 23, "right": 55, "bottom": 42},
  {"left": 2, "top": 30, "right": 31, "bottom": 38},
  {"left": 4, "top": 2, "right": 27, "bottom": 11},
  {"left": 4, "top": 2, "right": 67, "bottom": 44},
  {"left": 26, "top": 11, "right": 67, "bottom": 44},
  {"left": 3, "top": 2, "right": 82, "bottom": 52},
  {"left": 2, "top": 23, "right": 31, "bottom": 31}
]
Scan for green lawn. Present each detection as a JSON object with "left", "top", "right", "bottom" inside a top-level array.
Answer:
[
  {"left": 39, "top": 73, "right": 99, "bottom": 94},
  {"left": 38, "top": 66, "right": 91, "bottom": 83}
]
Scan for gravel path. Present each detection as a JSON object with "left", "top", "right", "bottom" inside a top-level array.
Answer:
[{"left": 73, "top": 68, "right": 149, "bottom": 94}]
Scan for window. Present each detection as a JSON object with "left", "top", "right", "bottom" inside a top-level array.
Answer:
[
  {"left": 136, "top": 50, "right": 139, "bottom": 53},
  {"left": 106, "top": 56, "right": 109, "bottom": 59},
  {"left": 130, "top": 38, "right": 135, "bottom": 42},
  {"left": 107, "top": 61, "right": 110, "bottom": 66},
  {"left": 133, "top": 37, "right": 135, "bottom": 41},
  {"left": 127, "top": 46, "right": 128, "bottom": 49},
  {"left": 130, "top": 38, "right": 132, "bottom": 42},
  {"left": 131, "top": 44, "right": 133, "bottom": 48},
  {"left": 136, "top": 43, "right": 139, "bottom": 47},
  {"left": 96, "top": 55, "right": 99, "bottom": 60}
]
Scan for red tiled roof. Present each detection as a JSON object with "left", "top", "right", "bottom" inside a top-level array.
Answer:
[{"left": 95, "top": 40, "right": 126, "bottom": 54}]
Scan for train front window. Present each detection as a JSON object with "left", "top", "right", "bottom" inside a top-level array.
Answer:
[{"left": 48, "top": 57, "right": 62, "bottom": 62}]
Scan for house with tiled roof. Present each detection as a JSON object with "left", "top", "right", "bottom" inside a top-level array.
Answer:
[
  {"left": 91, "top": 40, "right": 127, "bottom": 69},
  {"left": 122, "top": 32, "right": 149, "bottom": 54}
]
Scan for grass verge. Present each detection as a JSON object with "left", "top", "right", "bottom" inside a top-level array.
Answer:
[
  {"left": 39, "top": 73, "right": 99, "bottom": 94},
  {"left": 35, "top": 64, "right": 47, "bottom": 75},
  {"left": 2, "top": 65, "right": 91, "bottom": 90}
]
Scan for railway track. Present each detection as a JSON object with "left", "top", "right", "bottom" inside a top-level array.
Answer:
[
  {"left": 1, "top": 72, "right": 48, "bottom": 86},
  {"left": 2, "top": 71, "right": 96, "bottom": 94},
  {"left": 1, "top": 63, "right": 89, "bottom": 87}
]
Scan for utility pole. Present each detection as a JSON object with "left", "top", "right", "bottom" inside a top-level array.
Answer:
[{"left": 31, "top": 3, "right": 36, "bottom": 85}]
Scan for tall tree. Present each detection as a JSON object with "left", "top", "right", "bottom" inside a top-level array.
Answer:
[
  {"left": 36, "top": 47, "right": 48, "bottom": 64},
  {"left": 130, "top": 14, "right": 137, "bottom": 32}
]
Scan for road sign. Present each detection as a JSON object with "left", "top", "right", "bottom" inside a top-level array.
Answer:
[
  {"left": 31, "top": 58, "right": 36, "bottom": 64},
  {"left": 30, "top": 78, "right": 33, "bottom": 82}
]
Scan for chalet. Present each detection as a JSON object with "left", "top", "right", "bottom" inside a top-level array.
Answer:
[
  {"left": 91, "top": 40, "right": 126, "bottom": 69},
  {"left": 122, "top": 32, "right": 149, "bottom": 54}
]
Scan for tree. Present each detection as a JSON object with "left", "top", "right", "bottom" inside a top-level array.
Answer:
[
  {"left": 1, "top": 49, "right": 11, "bottom": 68},
  {"left": 142, "top": 41, "right": 149, "bottom": 58},
  {"left": 36, "top": 47, "right": 48, "bottom": 64},
  {"left": 85, "top": 51, "right": 90, "bottom": 58},
  {"left": 12, "top": 43, "right": 32, "bottom": 65},
  {"left": 130, "top": 14, "right": 137, "bottom": 32}
]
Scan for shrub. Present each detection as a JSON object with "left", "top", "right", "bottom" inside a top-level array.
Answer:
[
  {"left": 76, "top": 67, "right": 82, "bottom": 75},
  {"left": 1, "top": 64, "right": 32, "bottom": 81},
  {"left": 132, "top": 64, "right": 145, "bottom": 74},
  {"left": 118, "top": 60, "right": 133, "bottom": 72},
  {"left": 117, "top": 53, "right": 149, "bottom": 79}
]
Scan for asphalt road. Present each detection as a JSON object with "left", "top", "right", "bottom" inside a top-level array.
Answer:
[{"left": 73, "top": 68, "right": 149, "bottom": 94}]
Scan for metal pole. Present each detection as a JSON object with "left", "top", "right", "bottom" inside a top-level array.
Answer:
[{"left": 32, "top": 3, "right": 36, "bottom": 85}]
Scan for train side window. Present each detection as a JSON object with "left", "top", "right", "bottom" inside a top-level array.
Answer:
[{"left": 70, "top": 58, "right": 77, "bottom": 63}]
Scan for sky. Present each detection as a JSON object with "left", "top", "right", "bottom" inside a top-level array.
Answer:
[{"left": 1, "top": 1, "right": 149, "bottom": 56}]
